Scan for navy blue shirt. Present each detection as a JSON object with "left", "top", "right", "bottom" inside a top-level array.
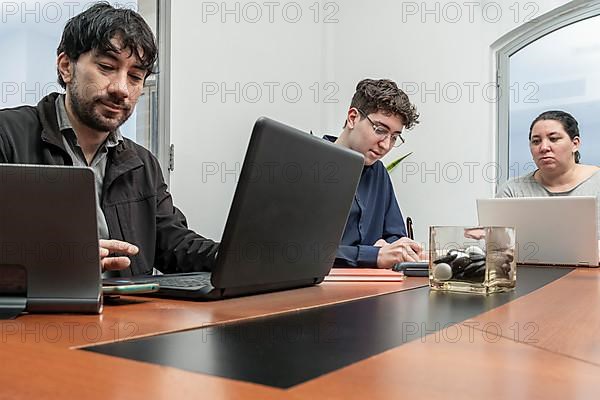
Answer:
[{"left": 324, "top": 135, "right": 407, "bottom": 266}]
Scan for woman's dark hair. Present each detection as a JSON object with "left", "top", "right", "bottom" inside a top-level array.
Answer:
[
  {"left": 348, "top": 78, "right": 420, "bottom": 129},
  {"left": 529, "top": 110, "right": 580, "bottom": 163},
  {"left": 56, "top": 2, "right": 158, "bottom": 88}
]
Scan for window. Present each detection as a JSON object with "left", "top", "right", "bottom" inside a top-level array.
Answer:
[{"left": 497, "top": 1, "right": 600, "bottom": 183}]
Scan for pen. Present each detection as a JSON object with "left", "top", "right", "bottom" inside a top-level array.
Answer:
[{"left": 406, "top": 217, "right": 414, "bottom": 240}]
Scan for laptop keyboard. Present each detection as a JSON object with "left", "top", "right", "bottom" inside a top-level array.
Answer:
[
  {"left": 152, "top": 273, "right": 212, "bottom": 289},
  {"left": 109, "top": 272, "right": 213, "bottom": 289}
]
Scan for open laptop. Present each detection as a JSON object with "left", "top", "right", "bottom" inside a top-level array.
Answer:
[
  {"left": 0, "top": 164, "right": 102, "bottom": 317},
  {"left": 104, "top": 117, "right": 364, "bottom": 300},
  {"left": 477, "top": 197, "right": 599, "bottom": 266}
]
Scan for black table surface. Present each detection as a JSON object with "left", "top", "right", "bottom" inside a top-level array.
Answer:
[{"left": 86, "top": 266, "right": 571, "bottom": 388}]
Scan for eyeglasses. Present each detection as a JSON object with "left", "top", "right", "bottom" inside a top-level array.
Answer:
[{"left": 357, "top": 109, "right": 405, "bottom": 148}]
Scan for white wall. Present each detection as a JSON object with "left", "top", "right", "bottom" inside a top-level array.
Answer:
[
  {"left": 169, "top": 0, "right": 570, "bottom": 244},
  {"left": 170, "top": 0, "right": 332, "bottom": 240}
]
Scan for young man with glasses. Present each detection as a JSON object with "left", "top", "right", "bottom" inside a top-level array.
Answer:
[{"left": 324, "top": 78, "right": 423, "bottom": 268}]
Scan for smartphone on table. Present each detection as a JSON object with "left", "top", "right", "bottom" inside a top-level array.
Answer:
[
  {"left": 393, "top": 261, "right": 429, "bottom": 277},
  {"left": 102, "top": 282, "right": 160, "bottom": 295}
]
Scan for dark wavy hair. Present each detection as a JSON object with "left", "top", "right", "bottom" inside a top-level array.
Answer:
[
  {"left": 56, "top": 2, "right": 158, "bottom": 88},
  {"left": 529, "top": 110, "right": 580, "bottom": 163},
  {"left": 348, "top": 78, "right": 420, "bottom": 129}
]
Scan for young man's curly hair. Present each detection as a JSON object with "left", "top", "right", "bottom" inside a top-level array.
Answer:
[{"left": 350, "top": 78, "right": 420, "bottom": 129}]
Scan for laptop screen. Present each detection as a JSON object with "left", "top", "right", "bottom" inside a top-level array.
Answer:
[
  {"left": 213, "top": 117, "right": 364, "bottom": 289},
  {"left": 477, "top": 197, "right": 599, "bottom": 266}
]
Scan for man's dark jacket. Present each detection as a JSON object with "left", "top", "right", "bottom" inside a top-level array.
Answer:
[{"left": 0, "top": 93, "right": 218, "bottom": 276}]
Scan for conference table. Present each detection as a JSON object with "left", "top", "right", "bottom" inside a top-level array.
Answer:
[{"left": 2, "top": 265, "right": 600, "bottom": 399}]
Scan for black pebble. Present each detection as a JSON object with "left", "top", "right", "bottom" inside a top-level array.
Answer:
[
  {"left": 450, "top": 257, "right": 471, "bottom": 275},
  {"left": 434, "top": 253, "right": 457, "bottom": 264},
  {"left": 471, "top": 265, "right": 487, "bottom": 278},
  {"left": 468, "top": 254, "right": 486, "bottom": 263},
  {"left": 462, "top": 260, "right": 485, "bottom": 276}
]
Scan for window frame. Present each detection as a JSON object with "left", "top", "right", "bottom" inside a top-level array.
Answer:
[
  {"left": 495, "top": 0, "right": 600, "bottom": 189},
  {"left": 156, "top": 0, "right": 172, "bottom": 181}
]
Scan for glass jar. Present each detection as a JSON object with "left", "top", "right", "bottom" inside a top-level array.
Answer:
[{"left": 429, "top": 226, "right": 516, "bottom": 294}]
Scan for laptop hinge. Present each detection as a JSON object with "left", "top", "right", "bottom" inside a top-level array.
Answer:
[
  {"left": 0, "top": 297, "right": 27, "bottom": 319},
  {"left": 0, "top": 264, "right": 27, "bottom": 319}
]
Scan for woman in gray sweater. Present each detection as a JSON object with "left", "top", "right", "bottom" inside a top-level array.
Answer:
[{"left": 497, "top": 110, "right": 600, "bottom": 254}]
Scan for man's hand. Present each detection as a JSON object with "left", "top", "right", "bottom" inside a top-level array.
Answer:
[
  {"left": 373, "top": 239, "right": 388, "bottom": 247},
  {"left": 99, "top": 239, "right": 139, "bottom": 271},
  {"left": 376, "top": 237, "right": 424, "bottom": 269}
]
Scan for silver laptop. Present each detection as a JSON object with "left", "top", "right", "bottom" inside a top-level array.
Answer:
[{"left": 477, "top": 197, "right": 599, "bottom": 266}]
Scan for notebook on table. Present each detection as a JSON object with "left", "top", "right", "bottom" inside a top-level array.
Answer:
[
  {"left": 477, "top": 197, "right": 599, "bottom": 266},
  {"left": 104, "top": 117, "right": 365, "bottom": 299}
]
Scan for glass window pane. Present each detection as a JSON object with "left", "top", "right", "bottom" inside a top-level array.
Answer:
[{"left": 509, "top": 15, "right": 600, "bottom": 177}]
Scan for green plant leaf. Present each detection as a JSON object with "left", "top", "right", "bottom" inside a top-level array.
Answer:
[{"left": 386, "top": 152, "right": 413, "bottom": 172}]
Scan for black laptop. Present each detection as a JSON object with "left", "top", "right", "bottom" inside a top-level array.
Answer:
[
  {"left": 0, "top": 164, "right": 102, "bottom": 317},
  {"left": 104, "top": 117, "right": 364, "bottom": 300}
]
